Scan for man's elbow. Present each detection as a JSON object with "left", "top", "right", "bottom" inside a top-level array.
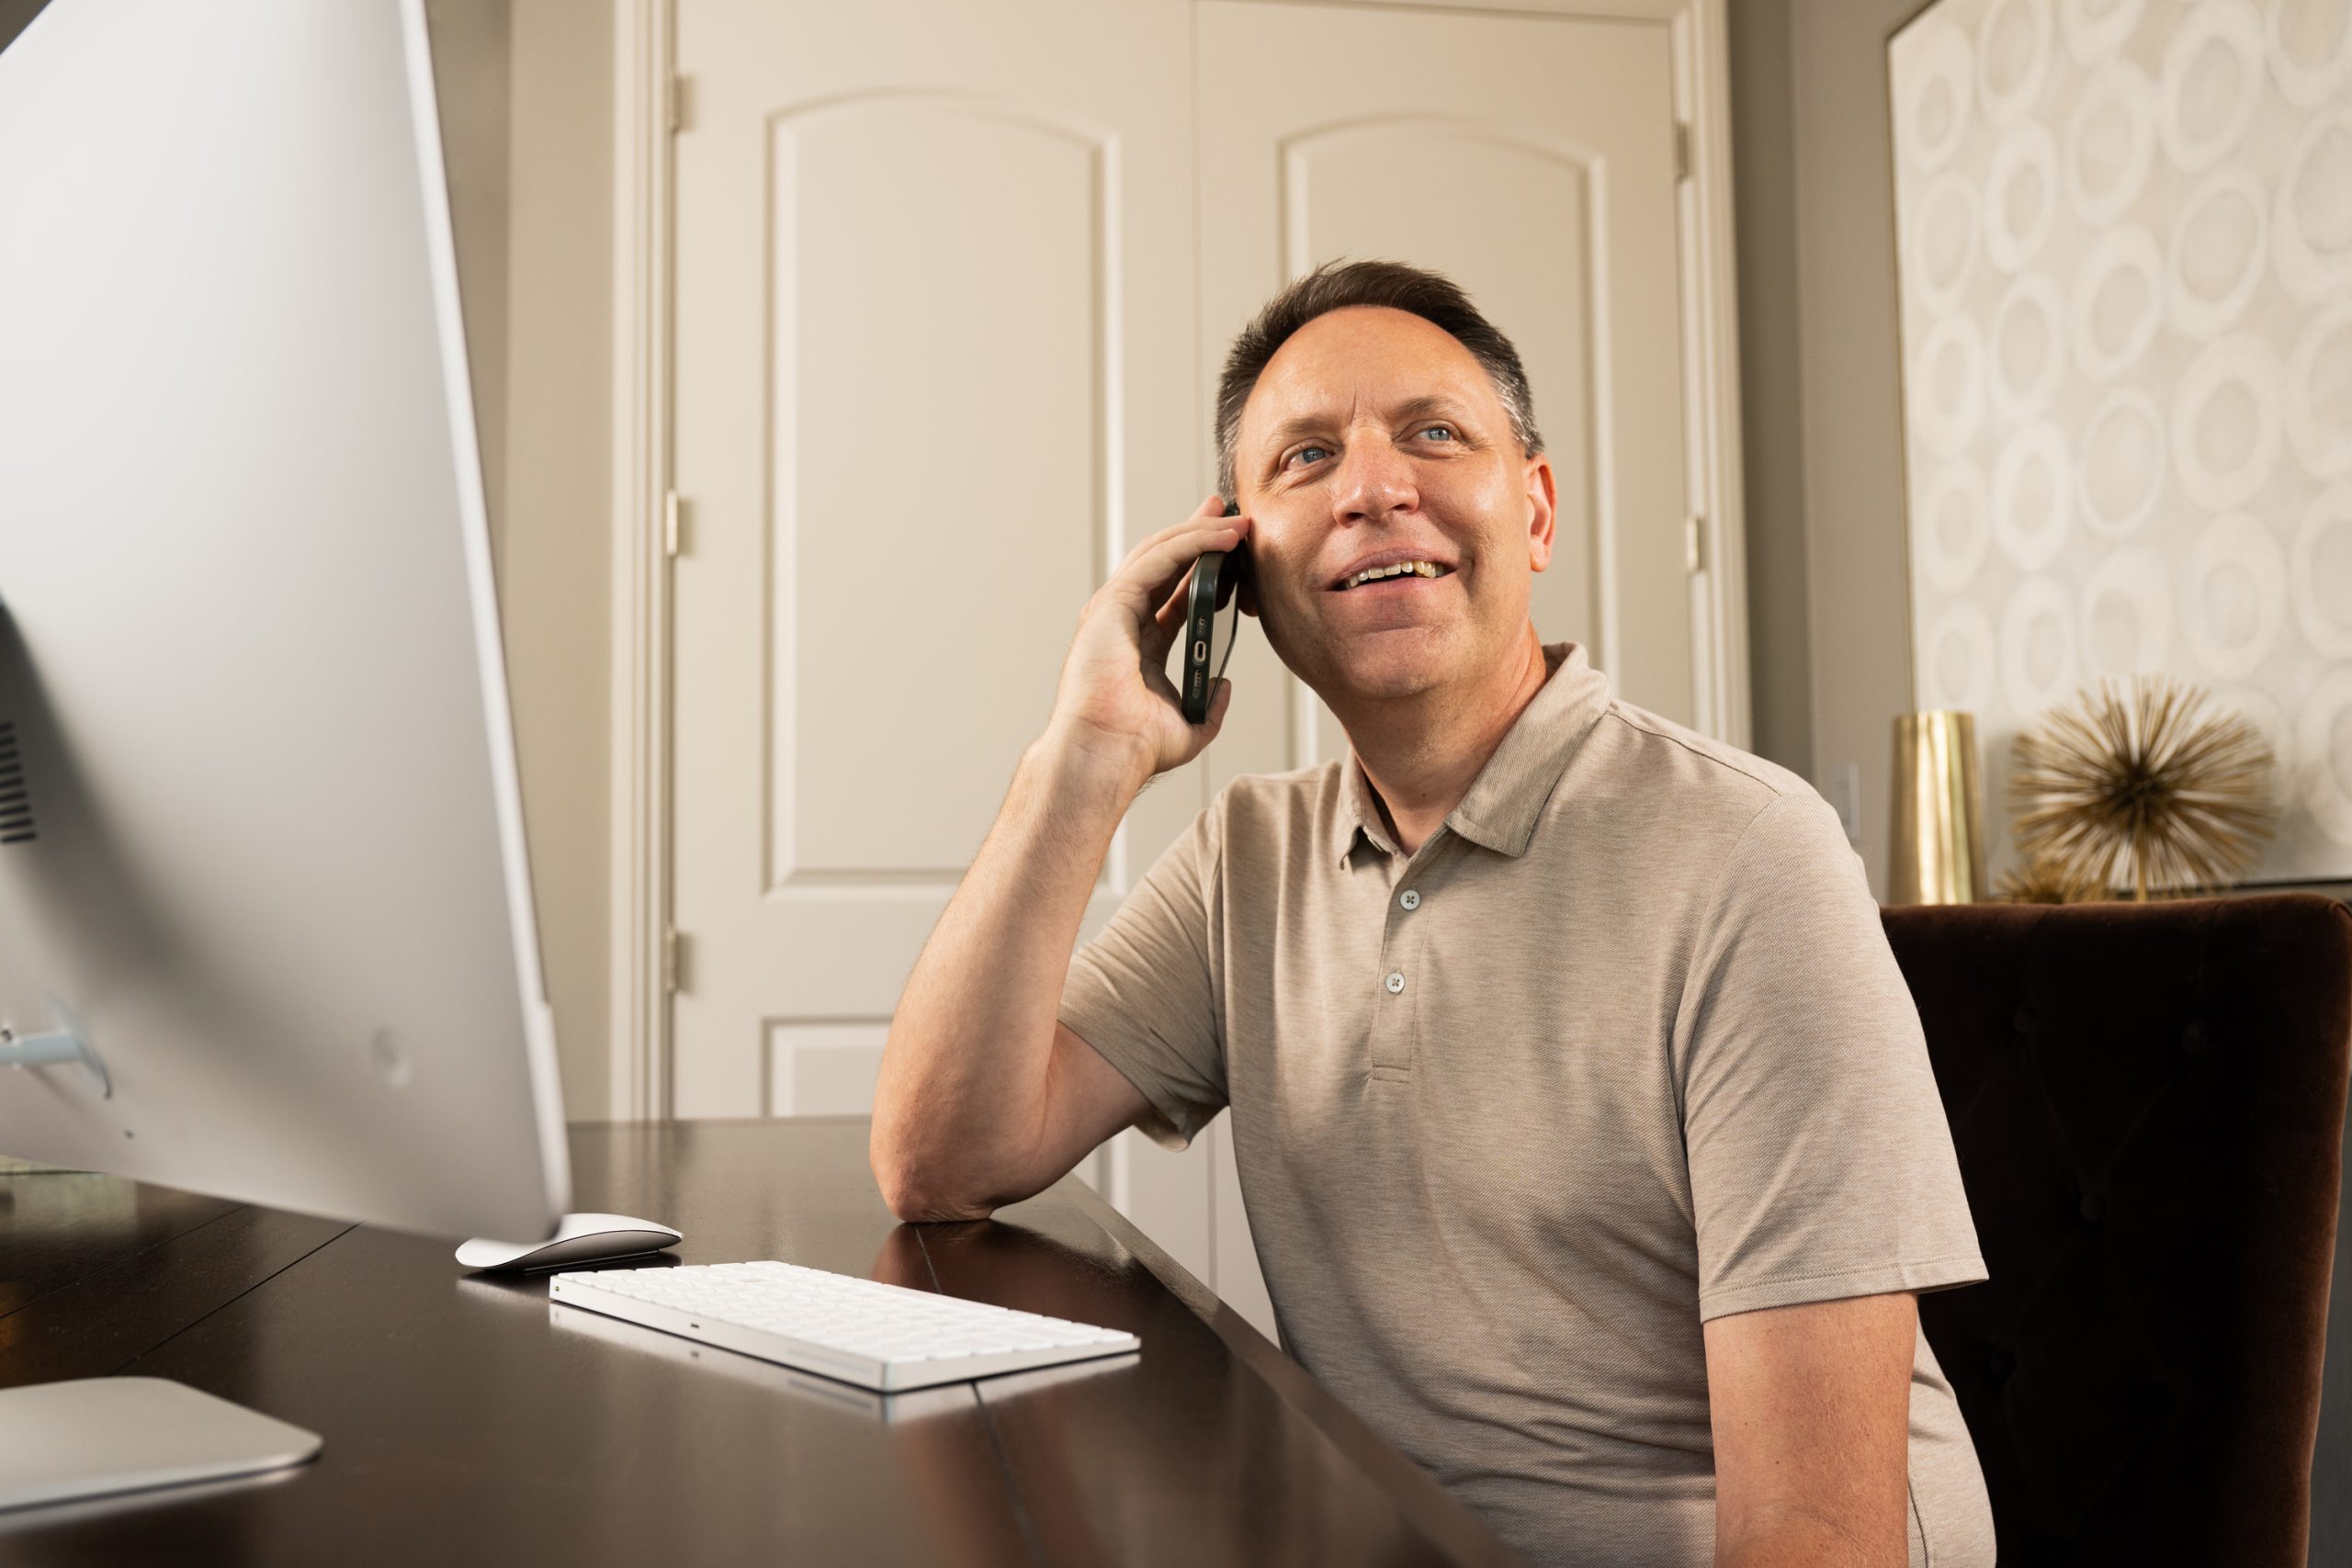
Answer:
[{"left": 868, "top": 1130, "right": 1000, "bottom": 1224}]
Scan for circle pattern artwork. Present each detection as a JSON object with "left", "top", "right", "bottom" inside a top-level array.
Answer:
[
  {"left": 1910, "top": 176, "right": 1984, "bottom": 313},
  {"left": 2286, "top": 303, "right": 2352, "bottom": 479},
  {"left": 2180, "top": 512, "right": 2285, "bottom": 678},
  {"left": 1904, "top": 21, "right": 1979, "bottom": 169},
  {"left": 2266, "top": 0, "right": 2352, "bottom": 110},
  {"left": 2079, "top": 547, "right": 2175, "bottom": 675},
  {"left": 2070, "top": 226, "right": 2166, "bottom": 379},
  {"left": 1994, "top": 420, "right": 2076, "bottom": 568},
  {"left": 2275, "top": 107, "right": 2352, "bottom": 305},
  {"left": 2064, "top": 62, "right": 2157, "bottom": 223},
  {"left": 1924, "top": 601, "right": 1999, "bottom": 711},
  {"left": 1985, "top": 128, "right": 2062, "bottom": 271},
  {"left": 1980, "top": 0, "right": 2056, "bottom": 124},
  {"left": 1891, "top": 0, "right": 2352, "bottom": 880},
  {"left": 2078, "top": 387, "right": 2169, "bottom": 535},
  {"left": 2295, "top": 666, "right": 2352, "bottom": 847},
  {"left": 2158, "top": 1, "right": 2264, "bottom": 173},
  {"left": 1913, "top": 314, "right": 1988, "bottom": 457},
  {"left": 1918, "top": 465, "right": 1996, "bottom": 592},
  {"left": 2061, "top": 0, "right": 2145, "bottom": 63},
  {"left": 2172, "top": 333, "right": 2283, "bottom": 510},
  {"left": 2001, "top": 575, "right": 2081, "bottom": 714},
  {"left": 2289, "top": 483, "right": 2352, "bottom": 658},
  {"left": 1991, "top": 273, "right": 2068, "bottom": 417},
  {"left": 2167, "top": 166, "right": 2268, "bottom": 336}
]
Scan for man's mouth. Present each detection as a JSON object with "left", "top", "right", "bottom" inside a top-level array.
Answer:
[{"left": 1335, "top": 559, "right": 1454, "bottom": 591}]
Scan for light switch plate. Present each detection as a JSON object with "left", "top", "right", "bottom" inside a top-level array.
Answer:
[{"left": 1826, "top": 762, "right": 1862, "bottom": 849}]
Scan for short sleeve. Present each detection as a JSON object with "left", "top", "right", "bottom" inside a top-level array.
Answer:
[
  {"left": 1057, "top": 804, "right": 1228, "bottom": 1150},
  {"left": 1675, "top": 791, "right": 1988, "bottom": 1322}
]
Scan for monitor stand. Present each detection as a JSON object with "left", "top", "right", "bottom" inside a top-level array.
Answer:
[
  {"left": 0, "top": 1002, "right": 111, "bottom": 1098},
  {"left": 0, "top": 1378, "right": 321, "bottom": 1512}
]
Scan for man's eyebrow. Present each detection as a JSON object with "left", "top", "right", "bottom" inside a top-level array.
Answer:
[{"left": 1254, "top": 395, "right": 1482, "bottom": 464}]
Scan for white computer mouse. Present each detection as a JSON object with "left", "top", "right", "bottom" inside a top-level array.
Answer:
[{"left": 455, "top": 1213, "right": 683, "bottom": 1272}]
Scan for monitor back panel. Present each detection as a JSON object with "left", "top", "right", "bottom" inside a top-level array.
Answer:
[{"left": 0, "top": 0, "right": 569, "bottom": 1241}]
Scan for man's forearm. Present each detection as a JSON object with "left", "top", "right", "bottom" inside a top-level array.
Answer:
[
  {"left": 1717, "top": 1505, "right": 1900, "bottom": 1568},
  {"left": 870, "top": 723, "right": 1145, "bottom": 1213}
]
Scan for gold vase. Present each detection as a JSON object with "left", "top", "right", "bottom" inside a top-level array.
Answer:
[{"left": 1889, "top": 710, "right": 1985, "bottom": 905}]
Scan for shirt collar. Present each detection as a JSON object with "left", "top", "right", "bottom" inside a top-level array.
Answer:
[{"left": 1330, "top": 641, "right": 1612, "bottom": 867}]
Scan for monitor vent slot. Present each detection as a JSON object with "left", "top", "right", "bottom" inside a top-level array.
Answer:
[{"left": 0, "top": 721, "right": 33, "bottom": 843}]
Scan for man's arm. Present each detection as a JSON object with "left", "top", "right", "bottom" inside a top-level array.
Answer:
[
  {"left": 1703, "top": 1291, "right": 1917, "bottom": 1568},
  {"left": 870, "top": 496, "right": 1250, "bottom": 1222}
]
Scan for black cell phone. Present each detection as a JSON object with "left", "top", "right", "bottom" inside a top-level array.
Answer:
[{"left": 1182, "top": 501, "right": 1248, "bottom": 725}]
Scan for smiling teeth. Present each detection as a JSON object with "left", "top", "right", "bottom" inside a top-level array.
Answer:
[{"left": 1344, "top": 560, "right": 1446, "bottom": 589}]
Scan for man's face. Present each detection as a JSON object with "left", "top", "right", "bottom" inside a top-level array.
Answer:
[{"left": 1232, "top": 306, "right": 1556, "bottom": 708}]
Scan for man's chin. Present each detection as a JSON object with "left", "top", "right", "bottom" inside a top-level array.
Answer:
[{"left": 1317, "top": 628, "right": 1463, "bottom": 705}]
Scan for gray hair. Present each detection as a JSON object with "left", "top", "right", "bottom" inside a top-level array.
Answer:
[{"left": 1213, "top": 259, "right": 1544, "bottom": 501}]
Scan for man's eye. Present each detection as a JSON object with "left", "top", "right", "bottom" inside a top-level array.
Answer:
[
  {"left": 1419, "top": 424, "right": 1455, "bottom": 442},
  {"left": 1286, "top": 445, "right": 1332, "bottom": 468}
]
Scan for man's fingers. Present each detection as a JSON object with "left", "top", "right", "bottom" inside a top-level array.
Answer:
[
  {"left": 1112, "top": 523, "right": 1246, "bottom": 618},
  {"left": 1110, "top": 502, "right": 1247, "bottom": 581},
  {"left": 1152, "top": 572, "right": 1189, "bottom": 626}
]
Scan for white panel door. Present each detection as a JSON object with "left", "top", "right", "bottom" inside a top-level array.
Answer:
[
  {"left": 668, "top": 0, "right": 1204, "bottom": 1127},
  {"left": 1198, "top": 0, "right": 1691, "bottom": 780}
]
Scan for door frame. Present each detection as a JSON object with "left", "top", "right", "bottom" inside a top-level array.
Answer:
[{"left": 605, "top": 0, "right": 1749, "bottom": 1120}]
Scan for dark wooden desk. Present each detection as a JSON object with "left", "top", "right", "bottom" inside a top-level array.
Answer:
[{"left": 0, "top": 1119, "right": 1529, "bottom": 1566}]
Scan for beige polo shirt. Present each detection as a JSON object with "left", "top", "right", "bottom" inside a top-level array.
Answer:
[{"left": 1058, "top": 642, "right": 1995, "bottom": 1568}]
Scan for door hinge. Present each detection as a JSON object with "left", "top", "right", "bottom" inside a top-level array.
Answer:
[
  {"left": 665, "top": 73, "right": 690, "bottom": 135},
  {"left": 661, "top": 928, "right": 688, "bottom": 995},
  {"left": 1673, "top": 120, "right": 1693, "bottom": 184},
  {"left": 662, "top": 490, "right": 686, "bottom": 558},
  {"left": 1684, "top": 514, "right": 1705, "bottom": 574}
]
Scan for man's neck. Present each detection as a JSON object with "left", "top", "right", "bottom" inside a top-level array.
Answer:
[{"left": 1338, "top": 626, "right": 1553, "bottom": 856}]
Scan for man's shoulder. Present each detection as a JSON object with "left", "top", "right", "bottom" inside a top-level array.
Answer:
[
  {"left": 1572, "top": 699, "right": 1828, "bottom": 840},
  {"left": 1193, "top": 760, "right": 1349, "bottom": 862},
  {"left": 1208, "top": 759, "right": 1346, "bottom": 819}
]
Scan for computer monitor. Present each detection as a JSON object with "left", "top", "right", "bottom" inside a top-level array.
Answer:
[{"left": 0, "top": 0, "right": 570, "bottom": 1250}]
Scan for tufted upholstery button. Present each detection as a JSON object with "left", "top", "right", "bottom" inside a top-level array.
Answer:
[
  {"left": 2012, "top": 1003, "right": 2040, "bottom": 1033},
  {"left": 1984, "top": 1346, "right": 2018, "bottom": 1382},
  {"left": 2079, "top": 1189, "right": 2104, "bottom": 1223},
  {"left": 2180, "top": 1021, "right": 2207, "bottom": 1055}
]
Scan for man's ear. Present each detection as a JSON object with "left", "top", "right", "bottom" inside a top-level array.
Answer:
[{"left": 1524, "top": 452, "right": 1558, "bottom": 574}]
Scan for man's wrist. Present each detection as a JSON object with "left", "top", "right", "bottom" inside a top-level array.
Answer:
[{"left": 1030, "top": 719, "right": 1154, "bottom": 806}]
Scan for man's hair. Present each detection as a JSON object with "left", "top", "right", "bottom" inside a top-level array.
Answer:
[{"left": 1214, "top": 259, "right": 1544, "bottom": 501}]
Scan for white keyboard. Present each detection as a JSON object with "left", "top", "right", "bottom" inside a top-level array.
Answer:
[{"left": 548, "top": 1259, "right": 1140, "bottom": 1393}]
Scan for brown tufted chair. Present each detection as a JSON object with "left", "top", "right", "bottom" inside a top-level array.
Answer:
[{"left": 1881, "top": 893, "right": 2351, "bottom": 1568}]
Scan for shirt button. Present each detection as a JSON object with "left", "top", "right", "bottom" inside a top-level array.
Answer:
[
  {"left": 1398, "top": 889, "right": 1420, "bottom": 910},
  {"left": 1384, "top": 971, "right": 1406, "bottom": 995}
]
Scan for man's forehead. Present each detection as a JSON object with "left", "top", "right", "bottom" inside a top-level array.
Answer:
[{"left": 1242, "top": 306, "right": 1499, "bottom": 430}]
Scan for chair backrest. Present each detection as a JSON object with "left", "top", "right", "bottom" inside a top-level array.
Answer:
[{"left": 1881, "top": 894, "right": 2350, "bottom": 1568}]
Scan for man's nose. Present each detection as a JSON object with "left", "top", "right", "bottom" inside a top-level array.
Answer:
[{"left": 1329, "top": 433, "right": 1418, "bottom": 525}]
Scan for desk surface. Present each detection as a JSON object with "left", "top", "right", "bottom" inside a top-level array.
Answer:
[{"left": 0, "top": 1119, "right": 1528, "bottom": 1567}]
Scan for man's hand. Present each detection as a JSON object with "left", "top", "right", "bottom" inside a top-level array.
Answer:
[
  {"left": 1046, "top": 493, "right": 1250, "bottom": 784},
  {"left": 1703, "top": 1292, "right": 1917, "bottom": 1568},
  {"left": 872, "top": 498, "right": 1247, "bottom": 1223}
]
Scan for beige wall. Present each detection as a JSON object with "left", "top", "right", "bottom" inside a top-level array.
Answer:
[
  {"left": 501, "top": 0, "right": 615, "bottom": 1122},
  {"left": 1731, "top": 0, "right": 1926, "bottom": 900},
  {"left": 433, "top": 0, "right": 616, "bottom": 1122},
  {"left": 1727, "top": 0, "right": 1815, "bottom": 785}
]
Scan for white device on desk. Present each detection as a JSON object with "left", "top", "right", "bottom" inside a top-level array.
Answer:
[
  {"left": 0, "top": 0, "right": 625, "bottom": 1511},
  {"left": 457, "top": 1213, "right": 683, "bottom": 1272},
  {"left": 549, "top": 1261, "right": 1142, "bottom": 1393}
]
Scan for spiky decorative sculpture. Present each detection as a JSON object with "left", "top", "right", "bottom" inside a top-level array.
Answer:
[
  {"left": 1993, "top": 852, "right": 2108, "bottom": 906},
  {"left": 2007, "top": 674, "right": 2278, "bottom": 901}
]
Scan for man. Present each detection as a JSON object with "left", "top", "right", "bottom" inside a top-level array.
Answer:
[{"left": 871, "top": 261, "right": 1995, "bottom": 1568}]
